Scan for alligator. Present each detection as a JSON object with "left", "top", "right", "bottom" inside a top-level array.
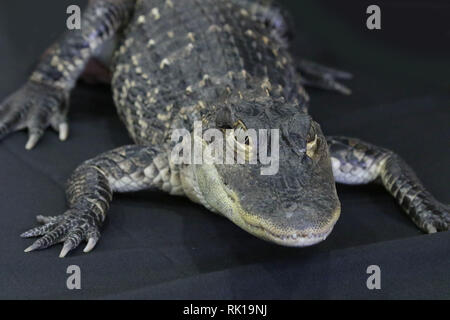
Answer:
[{"left": 0, "top": 0, "right": 447, "bottom": 258}]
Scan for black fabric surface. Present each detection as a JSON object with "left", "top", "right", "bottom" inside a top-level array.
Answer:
[{"left": 0, "top": 1, "right": 449, "bottom": 299}]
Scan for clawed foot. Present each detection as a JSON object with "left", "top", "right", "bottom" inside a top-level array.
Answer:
[
  {"left": 419, "top": 203, "right": 450, "bottom": 233},
  {"left": 21, "top": 210, "right": 101, "bottom": 258},
  {"left": 297, "top": 59, "right": 353, "bottom": 95},
  {"left": 0, "top": 80, "right": 69, "bottom": 149}
]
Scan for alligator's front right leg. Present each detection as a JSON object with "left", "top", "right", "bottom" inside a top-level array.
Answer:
[
  {"left": 327, "top": 136, "right": 449, "bottom": 233},
  {"left": 0, "top": 0, "right": 134, "bottom": 149},
  {"left": 21, "top": 144, "right": 176, "bottom": 258}
]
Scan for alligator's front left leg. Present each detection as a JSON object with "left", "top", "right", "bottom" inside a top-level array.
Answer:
[
  {"left": 327, "top": 136, "right": 449, "bottom": 233},
  {"left": 21, "top": 144, "right": 177, "bottom": 257},
  {"left": 0, "top": 0, "right": 134, "bottom": 149}
]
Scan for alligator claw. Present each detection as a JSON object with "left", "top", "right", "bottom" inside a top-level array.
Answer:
[
  {"left": 25, "top": 132, "right": 43, "bottom": 150},
  {"left": 0, "top": 80, "right": 68, "bottom": 149},
  {"left": 420, "top": 203, "right": 450, "bottom": 233},
  {"left": 24, "top": 242, "right": 41, "bottom": 253},
  {"left": 300, "top": 76, "right": 352, "bottom": 95},
  {"left": 22, "top": 211, "right": 101, "bottom": 257},
  {"left": 83, "top": 237, "right": 99, "bottom": 253},
  {"left": 58, "top": 122, "right": 69, "bottom": 141},
  {"left": 297, "top": 59, "right": 353, "bottom": 95},
  {"left": 298, "top": 59, "right": 353, "bottom": 80}
]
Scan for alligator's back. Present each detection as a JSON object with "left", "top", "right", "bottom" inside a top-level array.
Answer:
[{"left": 112, "top": 0, "right": 305, "bottom": 146}]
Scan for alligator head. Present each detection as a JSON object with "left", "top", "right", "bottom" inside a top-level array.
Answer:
[{"left": 186, "top": 87, "right": 340, "bottom": 246}]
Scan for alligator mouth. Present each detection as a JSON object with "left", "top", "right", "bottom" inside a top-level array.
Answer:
[
  {"left": 194, "top": 163, "right": 340, "bottom": 247},
  {"left": 239, "top": 206, "right": 340, "bottom": 247}
]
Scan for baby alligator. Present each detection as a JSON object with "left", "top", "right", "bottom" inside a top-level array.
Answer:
[{"left": 0, "top": 0, "right": 447, "bottom": 257}]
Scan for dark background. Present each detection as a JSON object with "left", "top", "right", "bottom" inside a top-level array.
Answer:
[{"left": 0, "top": 0, "right": 449, "bottom": 299}]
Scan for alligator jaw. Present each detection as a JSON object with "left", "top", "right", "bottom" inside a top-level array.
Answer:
[
  {"left": 239, "top": 205, "right": 341, "bottom": 247},
  {"left": 193, "top": 161, "right": 341, "bottom": 247}
]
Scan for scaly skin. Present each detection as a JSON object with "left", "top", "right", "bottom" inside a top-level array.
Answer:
[{"left": 0, "top": 0, "right": 447, "bottom": 257}]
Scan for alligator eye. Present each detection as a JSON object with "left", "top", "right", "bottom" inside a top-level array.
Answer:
[
  {"left": 233, "top": 120, "right": 247, "bottom": 130},
  {"left": 233, "top": 120, "right": 249, "bottom": 145},
  {"left": 216, "top": 106, "right": 234, "bottom": 130},
  {"left": 306, "top": 134, "right": 318, "bottom": 158},
  {"left": 225, "top": 120, "right": 254, "bottom": 162}
]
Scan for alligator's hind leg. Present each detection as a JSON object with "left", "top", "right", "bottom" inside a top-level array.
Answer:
[
  {"left": 0, "top": 0, "right": 134, "bottom": 149},
  {"left": 235, "top": 1, "right": 352, "bottom": 95},
  {"left": 327, "top": 136, "right": 449, "bottom": 232},
  {"left": 21, "top": 144, "right": 178, "bottom": 257}
]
